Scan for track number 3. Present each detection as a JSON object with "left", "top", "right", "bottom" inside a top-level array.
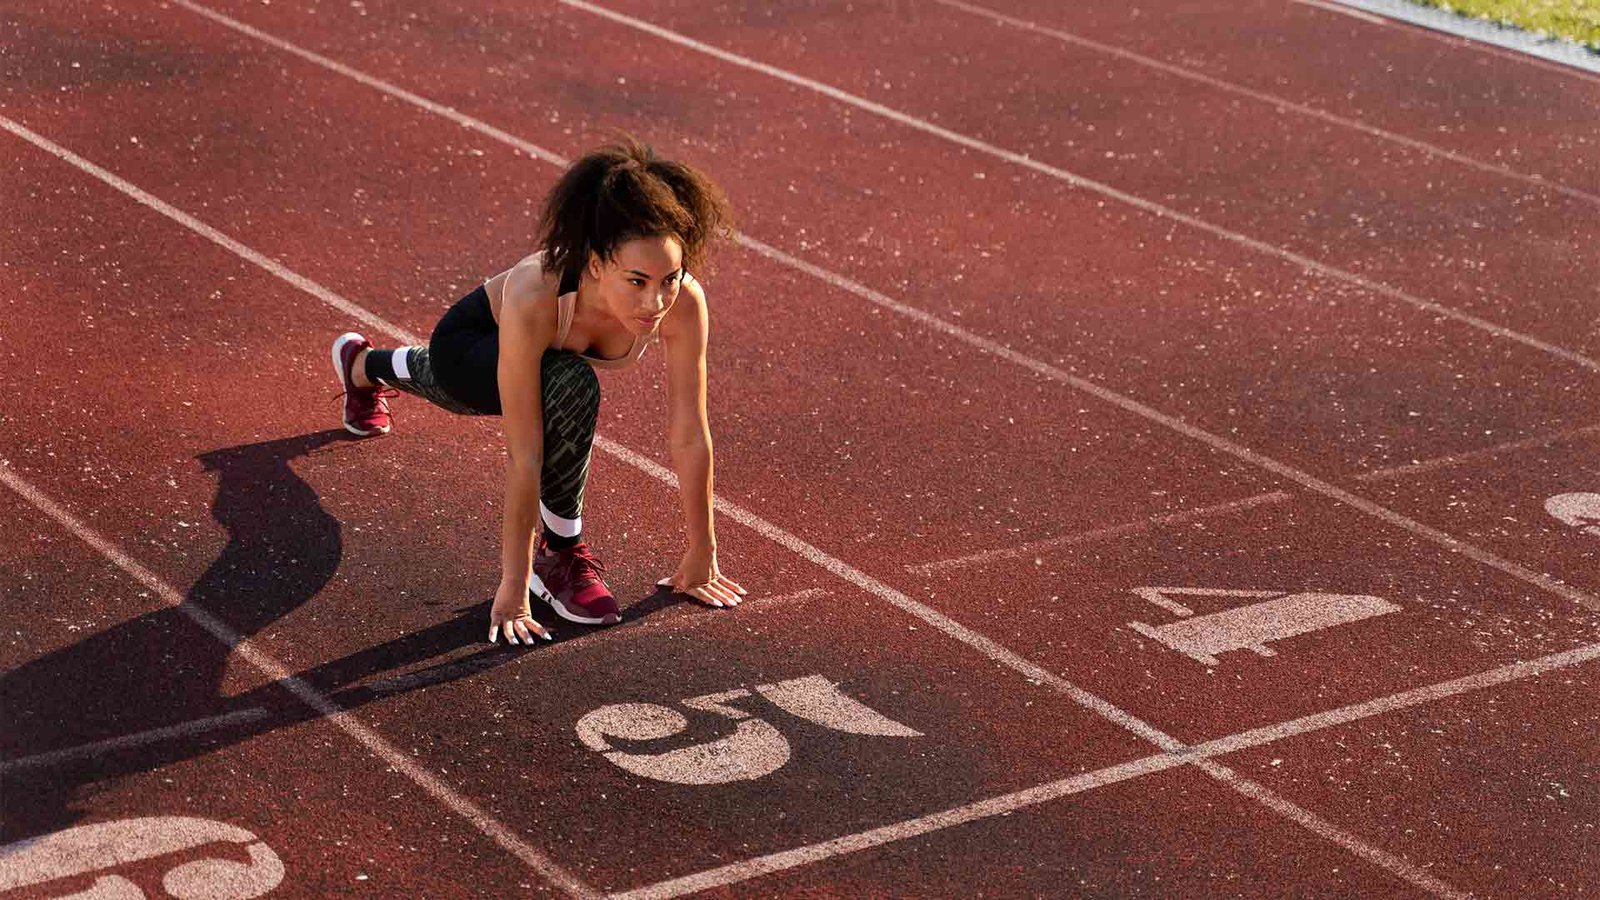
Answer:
[{"left": 575, "top": 675, "right": 921, "bottom": 785}]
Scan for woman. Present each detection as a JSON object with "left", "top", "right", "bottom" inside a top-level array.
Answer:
[{"left": 328, "top": 137, "right": 746, "bottom": 645}]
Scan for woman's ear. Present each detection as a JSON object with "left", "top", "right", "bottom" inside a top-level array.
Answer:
[{"left": 587, "top": 251, "right": 605, "bottom": 280}]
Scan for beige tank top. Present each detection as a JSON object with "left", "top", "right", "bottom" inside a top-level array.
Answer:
[{"left": 498, "top": 252, "right": 697, "bottom": 370}]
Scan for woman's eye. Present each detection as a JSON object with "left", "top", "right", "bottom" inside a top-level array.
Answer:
[{"left": 629, "top": 279, "right": 645, "bottom": 286}]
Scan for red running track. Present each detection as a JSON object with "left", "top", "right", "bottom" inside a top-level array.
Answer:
[{"left": 3, "top": 0, "right": 1598, "bottom": 896}]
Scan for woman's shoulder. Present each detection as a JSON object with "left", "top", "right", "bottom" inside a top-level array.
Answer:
[
  {"left": 494, "top": 252, "right": 563, "bottom": 334},
  {"left": 500, "top": 251, "right": 562, "bottom": 303}
]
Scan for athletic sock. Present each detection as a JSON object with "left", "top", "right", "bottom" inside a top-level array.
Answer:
[
  {"left": 544, "top": 530, "right": 581, "bottom": 551},
  {"left": 363, "top": 347, "right": 417, "bottom": 386},
  {"left": 540, "top": 503, "right": 583, "bottom": 551}
]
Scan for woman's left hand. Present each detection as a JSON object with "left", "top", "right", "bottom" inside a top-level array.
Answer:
[{"left": 658, "top": 547, "right": 747, "bottom": 608}]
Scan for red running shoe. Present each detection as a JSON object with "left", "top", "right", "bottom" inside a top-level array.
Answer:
[
  {"left": 533, "top": 536, "right": 621, "bottom": 625},
  {"left": 331, "top": 332, "right": 393, "bottom": 437}
]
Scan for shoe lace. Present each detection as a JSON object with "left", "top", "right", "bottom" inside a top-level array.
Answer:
[
  {"left": 331, "top": 387, "right": 399, "bottom": 411},
  {"left": 565, "top": 543, "right": 607, "bottom": 588}
]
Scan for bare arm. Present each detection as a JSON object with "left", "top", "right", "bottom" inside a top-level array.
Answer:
[
  {"left": 658, "top": 277, "right": 746, "bottom": 608},
  {"left": 490, "top": 261, "right": 559, "bottom": 642}
]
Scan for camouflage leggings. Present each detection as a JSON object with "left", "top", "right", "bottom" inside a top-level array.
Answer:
[{"left": 379, "top": 346, "right": 599, "bottom": 528}]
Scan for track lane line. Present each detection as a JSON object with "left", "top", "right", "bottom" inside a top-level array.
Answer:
[
  {"left": 1289, "top": 0, "right": 1390, "bottom": 25},
  {"left": 616, "top": 640, "right": 1600, "bottom": 899},
  {"left": 908, "top": 418, "right": 1600, "bottom": 575},
  {"left": 932, "top": 0, "right": 1600, "bottom": 208},
  {"left": 905, "top": 490, "right": 1294, "bottom": 576},
  {"left": 558, "top": 0, "right": 1600, "bottom": 374},
  {"left": 0, "top": 707, "right": 271, "bottom": 776},
  {"left": 0, "top": 462, "right": 601, "bottom": 899},
  {"left": 1193, "top": 759, "right": 1472, "bottom": 900},
  {"left": 1354, "top": 421, "right": 1600, "bottom": 482}
]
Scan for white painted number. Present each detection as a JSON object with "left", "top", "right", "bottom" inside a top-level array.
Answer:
[
  {"left": 1545, "top": 492, "right": 1600, "bottom": 537},
  {"left": 1129, "top": 586, "right": 1400, "bottom": 666},
  {"left": 0, "top": 816, "right": 285, "bottom": 899},
  {"left": 576, "top": 675, "right": 920, "bottom": 784}
]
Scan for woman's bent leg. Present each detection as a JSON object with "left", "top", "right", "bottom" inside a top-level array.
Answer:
[
  {"left": 538, "top": 350, "right": 601, "bottom": 546},
  {"left": 532, "top": 351, "right": 617, "bottom": 624}
]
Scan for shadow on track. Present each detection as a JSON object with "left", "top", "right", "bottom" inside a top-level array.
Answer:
[{"left": 1, "top": 429, "right": 687, "bottom": 842}]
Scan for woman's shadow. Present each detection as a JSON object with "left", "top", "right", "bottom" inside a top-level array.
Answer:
[{"left": 2, "top": 429, "right": 683, "bottom": 842}]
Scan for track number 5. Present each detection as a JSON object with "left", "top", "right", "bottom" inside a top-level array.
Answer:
[{"left": 575, "top": 675, "right": 921, "bottom": 785}]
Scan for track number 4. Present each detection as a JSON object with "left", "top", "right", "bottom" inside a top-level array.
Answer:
[{"left": 575, "top": 675, "right": 921, "bottom": 785}]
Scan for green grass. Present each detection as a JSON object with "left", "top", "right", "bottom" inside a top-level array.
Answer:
[{"left": 1408, "top": 0, "right": 1600, "bottom": 49}]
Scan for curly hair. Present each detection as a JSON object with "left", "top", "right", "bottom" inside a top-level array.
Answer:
[{"left": 536, "top": 135, "right": 733, "bottom": 284}]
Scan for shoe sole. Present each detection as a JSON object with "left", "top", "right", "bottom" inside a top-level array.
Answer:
[
  {"left": 331, "top": 332, "right": 391, "bottom": 437},
  {"left": 531, "top": 572, "right": 620, "bottom": 625}
]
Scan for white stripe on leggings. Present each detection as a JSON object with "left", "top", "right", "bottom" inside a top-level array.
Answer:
[
  {"left": 540, "top": 503, "right": 582, "bottom": 538},
  {"left": 391, "top": 346, "right": 416, "bottom": 380}
]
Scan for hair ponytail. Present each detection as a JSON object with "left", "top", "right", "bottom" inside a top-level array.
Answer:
[{"left": 537, "top": 135, "right": 732, "bottom": 285}]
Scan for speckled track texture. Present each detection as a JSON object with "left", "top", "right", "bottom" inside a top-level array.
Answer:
[{"left": 3, "top": 1, "right": 1598, "bottom": 897}]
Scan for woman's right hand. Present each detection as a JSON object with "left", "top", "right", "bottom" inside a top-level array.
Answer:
[{"left": 490, "top": 577, "right": 552, "bottom": 644}]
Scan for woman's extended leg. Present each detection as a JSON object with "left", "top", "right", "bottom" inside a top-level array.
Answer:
[{"left": 332, "top": 331, "right": 488, "bottom": 436}]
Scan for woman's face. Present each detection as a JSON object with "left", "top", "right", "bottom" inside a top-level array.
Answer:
[{"left": 588, "top": 235, "right": 685, "bottom": 335}]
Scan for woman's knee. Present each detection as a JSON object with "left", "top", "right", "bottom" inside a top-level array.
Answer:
[{"left": 541, "top": 350, "right": 600, "bottom": 423}]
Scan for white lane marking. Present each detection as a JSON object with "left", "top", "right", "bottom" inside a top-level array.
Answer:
[
  {"left": 0, "top": 816, "right": 284, "bottom": 895},
  {"left": 0, "top": 465, "right": 600, "bottom": 900},
  {"left": 0, "top": 707, "right": 271, "bottom": 775},
  {"left": 1193, "top": 758, "right": 1474, "bottom": 900},
  {"left": 610, "top": 752, "right": 1189, "bottom": 900},
  {"left": 1356, "top": 422, "right": 1600, "bottom": 482},
  {"left": 171, "top": 0, "right": 569, "bottom": 166},
  {"left": 561, "top": 0, "right": 1600, "bottom": 374},
  {"left": 910, "top": 419, "right": 1600, "bottom": 575},
  {"left": 1325, "top": 0, "right": 1600, "bottom": 77},
  {"left": 619, "top": 640, "right": 1600, "bottom": 899},
  {"left": 1189, "top": 640, "right": 1600, "bottom": 758},
  {"left": 151, "top": 4, "right": 1600, "bottom": 611},
  {"left": 731, "top": 236, "right": 1600, "bottom": 614},
  {"left": 905, "top": 491, "right": 1294, "bottom": 575},
  {"left": 934, "top": 0, "right": 1599, "bottom": 208},
  {"left": 1289, "top": 0, "right": 1389, "bottom": 24},
  {"left": 1129, "top": 590, "right": 1402, "bottom": 666},
  {"left": 1545, "top": 493, "right": 1600, "bottom": 537}
]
